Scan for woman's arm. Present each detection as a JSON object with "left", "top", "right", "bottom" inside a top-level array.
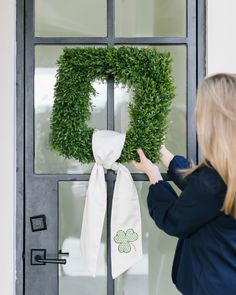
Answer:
[
  {"left": 161, "top": 145, "right": 191, "bottom": 190},
  {"left": 148, "top": 169, "right": 226, "bottom": 239}
]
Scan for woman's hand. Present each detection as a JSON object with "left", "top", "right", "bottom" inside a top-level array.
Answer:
[
  {"left": 160, "top": 145, "right": 174, "bottom": 168},
  {"left": 131, "top": 149, "right": 163, "bottom": 184}
]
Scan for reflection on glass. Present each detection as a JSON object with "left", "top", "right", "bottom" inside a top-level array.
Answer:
[
  {"left": 35, "top": 0, "right": 107, "bottom": 37},
  {"left": 115, "top": 85, "right": 131, "bottom": 134},
  {"left": 115, "top": 182, "right": 180, "bottom": 295},
  {"left": 59, "top": 181, "right": 107, "bottom": 295},
  {"left": 160, "top": 46, "right": 186, "bottom": 164},
  {"left": 35, "top": 46, "right": 107, "bottom": 174},
  {"left": 115, "top": 46, "right": 186, "bottom": 172},
  {"left": 114, "top": 85, "right": 136, "bottom": 173},
  {"left": 116, "top": 0, "right": 186, "bottom": 37}
]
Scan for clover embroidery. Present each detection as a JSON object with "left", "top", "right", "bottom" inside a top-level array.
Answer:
[{"left": 114, "top": 229, "right": 139, "bottom": 253}]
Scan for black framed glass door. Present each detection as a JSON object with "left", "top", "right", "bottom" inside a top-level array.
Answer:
[{"left": 16, "top": 0, "right": 206, "bottom": 294}]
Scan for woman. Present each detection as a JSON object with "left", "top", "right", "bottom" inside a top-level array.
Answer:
[{"left": 131, "top": 73, "right": 236, "bottom": 295}]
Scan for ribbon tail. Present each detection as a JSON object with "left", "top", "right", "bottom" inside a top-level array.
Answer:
[
  {"left": 80, "top": 163, "right": 107, "bottom": 276},
  {"left": 111, "top": 164, "right": 143, "bottom": 279}
]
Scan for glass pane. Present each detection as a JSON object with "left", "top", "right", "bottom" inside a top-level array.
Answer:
[
  {"left": 35, "top": 46, "right": 107, "bottom": 173},
  {"left": 115, "top": 181, "right": 181, "bottom": 295},
  {"left": 116, "top": 0, "right": 186, "bottom": 37},
  {"left": 115, "top": 46, "right": 186, "bottom": 172},
  {"left": 59, "top": 182, "right": 107, "bottom": 295},
  {"left": 35, "top": 0, "right": 107, "bottom": 37}
]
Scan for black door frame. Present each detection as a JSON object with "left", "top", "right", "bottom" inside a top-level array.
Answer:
[{"left": 16, "top": 0, "right": 206, "bottom": 294}]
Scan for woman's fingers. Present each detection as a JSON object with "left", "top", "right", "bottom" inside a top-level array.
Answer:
[
  {"left": 130, "top": 149, "right": 148, "bottom": 172},
  {"left": 137, "top": 148, "right": 146, "bottom": 160},
  {"left": 131, "top": 149, "right": 147, "bottom": 172}
]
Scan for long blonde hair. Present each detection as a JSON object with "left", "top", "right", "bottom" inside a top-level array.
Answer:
[{"left": 189, "top": 73, "right": 236, "bottom": 217}]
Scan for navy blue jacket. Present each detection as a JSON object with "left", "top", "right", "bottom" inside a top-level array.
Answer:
[{"left": 147, "top": 156, "right": 236, "bottom": 295}]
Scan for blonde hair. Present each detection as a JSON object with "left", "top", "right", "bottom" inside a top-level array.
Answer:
[{"left": 188, "top": 73, "right": 236, "bottom": 217}]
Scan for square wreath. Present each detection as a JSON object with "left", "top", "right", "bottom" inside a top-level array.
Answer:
[{"left": 50, "top": 46, "right": 175, "bottom": 163}]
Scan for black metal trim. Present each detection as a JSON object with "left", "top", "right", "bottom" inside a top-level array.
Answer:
[
  {"left": 186, "top": 0, "right": 197, "bottom": 162},
  {"left": 196, "top": 0, "right": 206, "bottom": 164},
  {"left": 16, "top": 0, "right": 25, "bottom": 294},
  {"left": 197, "top": 0, "right": 206, "bottom": 86},
  {"left": 33, "top": 37, "right": 188, "bottom": 45},
  {"left": 25, "top": 172, "right": 169, "bottom": 182},
  {"left": 107, "top": 77, "right": 115, "bottom": 130},
  {"left": 106, "top": 170, "right": 116, "bottom": 294},
  {"left": 25, "top": 0, "right": 34, "bottom": 178},
  {"left": 107, "top": 1, "right": 115, "bottom": 293},
  {"left": 56, "top": 181, "right": 60, "bottom": 295},
  {"left": 107, "top": 0, "right": 114, "bottom": 44},
  {"left": 114, "top": 37, "right": 188, "bottom": 45}
]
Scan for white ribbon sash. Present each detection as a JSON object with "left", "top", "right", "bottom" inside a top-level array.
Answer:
[{"left": 80, "top": 130, "right": 142, "bottom": 278}]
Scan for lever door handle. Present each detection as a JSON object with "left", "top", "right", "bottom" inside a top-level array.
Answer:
[
  {"left": 58, "top": 249, "right": 69, "bottom": 256},
  {"left": 31, "top": 249, "right": 67, "bottom": 265},
  {"left": 35, "top": 255, "right": 66, "bottom": 265}
]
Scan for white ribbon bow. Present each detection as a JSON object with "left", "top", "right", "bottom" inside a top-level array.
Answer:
[{"left": 80, "top": 130, "right": 142, "bottom": 279}]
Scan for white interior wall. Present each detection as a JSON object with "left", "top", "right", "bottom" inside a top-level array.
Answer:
[
  {"left": 0, "top": 0, "right": 15, "bottom": 294},
  {"left": 0, "top": 1, "right": 236, "bottom": 294},
  {"left": 207, "top": 0, "right": 236, "bottom": 74}
]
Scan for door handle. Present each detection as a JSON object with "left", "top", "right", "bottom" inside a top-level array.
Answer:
[
  {"left": 58, "top": 249, "right": 69, "bottom": 256},
  {"left": 35, "top": 255, "right": 66, "bottom": 265},
  {"left": 31, "top": 249, "right": 67, "bottom": 265}
]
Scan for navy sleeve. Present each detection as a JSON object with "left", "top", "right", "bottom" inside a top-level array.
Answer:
[
  {"left": 167, "top": 155, "right": 191, "bottom": 190},
  {"left": 147, "top": 167, "right": 226, "bottom": 239}
]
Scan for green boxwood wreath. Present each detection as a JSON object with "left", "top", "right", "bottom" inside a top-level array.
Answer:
[{"left": 50, "top": 46, "right": 175, "bottom": 163}]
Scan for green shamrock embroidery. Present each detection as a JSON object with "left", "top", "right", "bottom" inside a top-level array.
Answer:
[{"left": 114, "top": 229, "right": 139, "bottom": 253}]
